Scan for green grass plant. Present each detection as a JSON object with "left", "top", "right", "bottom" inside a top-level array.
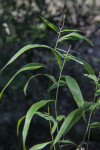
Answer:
[{"left": 0, "top": 16, "right": 100, "bottom": 150}]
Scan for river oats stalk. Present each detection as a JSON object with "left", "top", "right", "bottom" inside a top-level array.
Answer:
[{"left": 0, "top": 17, "right": 100, "bottom": 150}]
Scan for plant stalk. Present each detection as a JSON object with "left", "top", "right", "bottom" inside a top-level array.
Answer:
[
  {"left": 48, "top": 29, "right": 62, "bottom": 150},
  {"left": 82, "top": 86, "right": 97, "bottom": 150}
]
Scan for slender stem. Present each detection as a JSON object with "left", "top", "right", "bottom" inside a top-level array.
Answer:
[
  {"left": 55, "top": 31, "right": 61, "bottom": 50},
  {"left": 55, "top": 45, "right": 71, "bottom": 124},
  {"left": 47, "top": 28, "right": 62, "bottom": 150},
  {"left": 82, "top": 86, "right": 97, "bottom": 149},
  {"left": 82, "top": 112, "right": 92, "bottom": 143},
  {"left": 88, "top": 127, "right": 91, "bottom": 141},
  {"left": 54, "top": 46, "right": 71, "bottom": 150},
  {"left": 53, "top": 29, "right": 62, "bottom": 150},
  {"left": 54, "top": 60, "right": 65, "bottom": 150},
  {"left": 55, "top": 60, "right": 65, "bottom": 119}
]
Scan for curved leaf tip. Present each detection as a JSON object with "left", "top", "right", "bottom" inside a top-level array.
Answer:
[{"left": 41, "top": 16, "right": 60, "bottom": 33}]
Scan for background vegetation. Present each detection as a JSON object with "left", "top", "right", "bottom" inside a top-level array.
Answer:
[{"left": 0, "top": 0, "right": 100, "bottom": 150}]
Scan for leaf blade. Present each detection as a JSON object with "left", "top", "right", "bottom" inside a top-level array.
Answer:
[
  {"left": 24, "top": 74, "right": 57, "bottom": 96},
  {"left": 65, "top": 76, "right": 84, "bottom": 107},
  {"left": 53, "top": 51, "right": 62, "bottom": 70},
  {"left": 53, "top": 102, "right": 92, "bottom": 145},
  {"left": 63, "top": 54, "right": 95, "bottom": 75},
  {"left": 29, "top": 141, "right": 52, "bottom": 150},
  {"left": 36, "top": 111, "right": 56, "bottom": 123},
  {"left": 17, "top": 116, "right": 26, "bottom": 136},
  {"left": 41, "top": 16, "right": 60, "bottom": 33},
  {"left": 90, "top": 122, "right": 100, "bottom": 128},
  {"left": 58, "top": 32, "right": 93, "bottom": 46},
  {"left": 49, "top": 80, "right": 66, "bottom": 91},
  {"left": 0, "top": 63, "right": 45, "bottom": 99},
  {"left": 0, "top": 44, "right": 60, "bottom": 72},
  {"left": 59, "top": 140, "right": 77, "bottom": 146},
  {"left": 22, "top": 100, "right": 54, "bottom": 150}
]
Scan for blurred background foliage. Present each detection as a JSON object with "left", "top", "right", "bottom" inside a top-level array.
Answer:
[{"left": 0, "top": 0, "right": 100, "bottom": 150}]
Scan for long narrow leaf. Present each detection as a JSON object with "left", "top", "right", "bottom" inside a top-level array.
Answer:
[
  {"left": 51, "top": 122, "right": 57, "bottom": 135},
  {"left": 57, "top": 115, "right": 65, "bottom": 122},
  {"left": 41, "top": 16, "right": 60, "bottom": 33},
  {"left": 58, "top": 32, "right": 93, "bottom": 46},
  {"left": 36, "top": 111, "right": 56, "bottom": 123},
  {"left": 51, "top": 115, "right": 65, "bottom": 135},
  {"left": 53, "top": 51, "right": 62, "bottom": 70},
  {"left": 22, "top": 100, "right": 54, "bottom": 150},
  {"left": 61, "top": 29, "right": 81, "bottom": 33},
  {"left": 80, "top": 59, "right": 95, "bottom": 75},
  {"left": 24, "top": 74, "right": 41, "bottom": 96},
  {"left": 17, "top": 116, "right": 26, "bottom": 136},
  {"left": 29, "top": 141, "right": 52, "bottom": 150},
  {"left": 24, "top": 74, "right": 57, "bottom": 96},
  {"left": 0, "top": 44, "right": 62, "bottom": 72},
  {"left": 84, "top": 74, "right": 98, "bottom": 83},
  {"left": 17, "top": 111, "right": 56, "bottom": 137},
  {"left": 59, "top": 140, "right": 77, "bottom": 147},
  {"left": 53, "top": 102, "right": 92, "bottom": 145},
  {"left": 63, "top": 54, "right": 83, "bottom": 65},
  {"left": 65, "top": 76, "right": 84, "bottom": 107},
  {"left": 63, "top": 54, "right": 95, "bottom": 75},
  {"left": 49, "top": 80, "right": 66, "bottom": 91},
  {"left": 0, "top": 63, "right": 45, "bottom": 99},
  {"left": 90, "top": 122, "right": 100, "bottom": 128},
  {"left": 95, "top": 89, "right": 100, "bottom": 97},
  {"left": 36, "top": 111, "right": 57, "bottom": 135}
]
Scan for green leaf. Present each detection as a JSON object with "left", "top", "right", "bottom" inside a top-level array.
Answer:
[
  {"left": 80, "top": 59, "right": 95, "bottom": 75},
  {"left": 36, "top": 111, "right": 56, "bottom": 123},
  {"left": 18, "top": 112, "right": 56, "bottom": 137},
  {"left": 94, "top": 98, "right": 100, "bottom": 110},
  {"left": 51, "top": 122, "right": 57, "bottom": 135},
  {"left": 97, "top": 97, "right": 100, "bottom": 105},
  {"left": 0, "top": 63, "right": 45, "bottom": 99},
  {"left": 84, "top": 74, "right": 98, "bottom": 83},
  {"left": 97, "top": 84, "right": 100, "bottom": 88},
  {"left": 57, "top": 115, "right": 65, "bottom": 122},
  {"left": 53, "top": 102, "right": 92, "bottom": 145},
  {"left": 95, "top": 89, "right": 100, "bottom": 97},
  {"left": 61, "top": 29, "right": 81, "bottom": 33},
  {"left": 63, "top": 54, "right": 95, "bottom": 75},
  {"left": 36, "top": 111, "right": 57, "bottom": 135},
  {"left": 63, "top": 54, "right": 83, "bottom": 65},
  {"left": 49, "top": 80, "right": 66, "bottom": 91},
  {"left": 58, "top": 32, "right": 93, "bottom": 46},
  {"left": 0, "top": 44, "right": 60, "bottom": 72},
  {"left": 90, "top": 122, "right": 100, "bottom": 128},
  {"left": 41, "top": 16, "right": 60, "bottom": 33},
  {"left": 22, "top": 100, "right": 54, "bottom": 150},
  {"left": 24, "top": 74, "right": 57, "bottom": 96},
  {"left": 45, "top": 74, "right": 57, "bottom": 85},
  {"left": 53, "top": 51, "right": 62, "bottom": 70},
  {"left": 51, "top": 115, "right": 65, "bottom": 135},
  {"left": 65, "top": 76, "right": 84, "bottom": 107},
  {"left": 66, "top": 55, "right": 95, "bottom": 75},
  {"left": 24, "top": 74, "right": 41, "bottom": 96},
  {"left": 17, "top": 116, "right": 26, "bottom": 136},
  {"left": 29, "top": 141, "right": 52, "bottom": 150},
  {"left": 83, "top": 101, "right": 95, "bottom": 112},
  {"left": 59, "top": 140, "right": 77, "bottom": 147}
]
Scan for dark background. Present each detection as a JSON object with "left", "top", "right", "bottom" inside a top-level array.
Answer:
[{"left": 0, "top": 0, "right": 100, "bottom": 150}]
